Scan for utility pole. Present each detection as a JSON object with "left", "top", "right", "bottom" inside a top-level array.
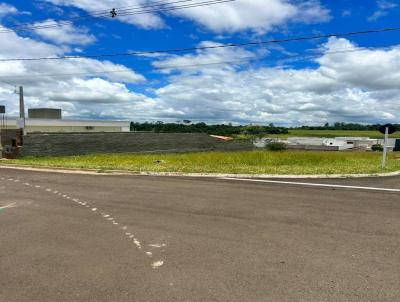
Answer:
[
  {"left": 19, "top": 86, "right": 25, "bottom": 119},
  {"left": 16, "top": 86, "right": 25, "bottom": 134}
]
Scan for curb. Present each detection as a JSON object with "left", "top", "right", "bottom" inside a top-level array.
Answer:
[{"left": 1, "top": 164, "right": 400, "bottom": 179}]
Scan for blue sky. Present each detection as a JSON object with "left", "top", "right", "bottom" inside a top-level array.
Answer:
[{"left": 0, "top": 0, "right": 400, "bottom": 125}]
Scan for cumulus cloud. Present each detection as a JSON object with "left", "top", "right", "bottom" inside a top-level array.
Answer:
[
  {"left": 317, "top": 38, "right": 400, "bottom": 90},
  {"left": 152, "top": 41, "right": 258, "bottom": 73},
  {"left": 32, "top": 19, "right": 96, "bottom": 46},
  {"left": 43, "top": 0, "right": 164, "bottom": 29},
  {"left": 1, "top": 17, "right": 400, "bottom": 125},
  {"left": 42, "top": 0, "right": 330, "bottom": 33},
  {"left": 151, "top": 38, "right": 400, "bottom": 125},
  {"left": 2, "top": 34, "right": 400, "bottom": 125},
  {"left": 0, "top": 3, "right": 17, "bottom": 19},
  {"left": 0, "top": 28, "right": 151, "bottom": 119},
  {"left": 171, "top": 0, "right": 331, "bottom": 33}
]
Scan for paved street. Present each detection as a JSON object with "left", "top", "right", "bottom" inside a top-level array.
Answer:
[{"left": 1, "top": 167, "right": 399, "bottom": 301}]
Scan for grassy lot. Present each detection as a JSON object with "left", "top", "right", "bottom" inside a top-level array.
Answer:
[
  {"left": 285, "top": 129, "right": 400, "bottom": 139},
  {"left": 3, "top": 150, "right": 400, "bottom": 175}
]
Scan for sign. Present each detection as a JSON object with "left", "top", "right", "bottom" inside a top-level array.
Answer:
[
  {"left": 0, "top": 105, "right": 5, "bottom": 114},
  {"left": 16, "top": 118, "right": 25, "bottom": 129},
  {"left": 379, "top": 124, "right": 397, "bottom": 169},
  {"left": 379, "top": 124, "right": 397, "bottom": 135}
]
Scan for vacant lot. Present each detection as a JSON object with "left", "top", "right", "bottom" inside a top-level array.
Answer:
[{"left": 3, "top": 151, "right": 400, "bottom": 175}]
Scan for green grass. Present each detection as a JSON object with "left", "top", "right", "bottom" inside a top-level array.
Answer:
[{"left": 3, "top": 150, "right": 400, "bottom": 175}]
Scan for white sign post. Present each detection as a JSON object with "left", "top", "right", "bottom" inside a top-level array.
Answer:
[
  {"left": 379, "top": 124, "right": 397, "bottom": 169},
  {"left": 381, "top": 126, "right": 389, "bottom": 169}
]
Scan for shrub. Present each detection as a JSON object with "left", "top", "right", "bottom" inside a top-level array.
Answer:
[
  {"left": 266, "top": 142, "right": 287, "bottom": 151},
  {"left": 371, "top": 144, "right": 384, "bottom": 152}
]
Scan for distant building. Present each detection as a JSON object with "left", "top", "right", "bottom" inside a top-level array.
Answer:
[
  {"left": 285, "top": 137, "right": 396, "bottom": 151},
  {"left": 28, "top": 108, "right": 62, "bottom": 119},
  {"left": 3, "top": 108, "right": 130, "bottom": 133}
]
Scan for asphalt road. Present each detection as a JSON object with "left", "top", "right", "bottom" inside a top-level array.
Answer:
[{"left": 1, "top": 168, "right": 399, "bottom": 302}]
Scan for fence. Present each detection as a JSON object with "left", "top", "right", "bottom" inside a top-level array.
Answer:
[{"left": 19, "top": 132, "right": 253, "bottom": 156}]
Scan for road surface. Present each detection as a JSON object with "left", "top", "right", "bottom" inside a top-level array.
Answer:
[{"left": 1, "top": 167, "right": 399, "bottom": 301}]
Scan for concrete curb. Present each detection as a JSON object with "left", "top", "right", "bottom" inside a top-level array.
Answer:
[{"left": 1, "top": 163, "right": 400, "bottom": 179}]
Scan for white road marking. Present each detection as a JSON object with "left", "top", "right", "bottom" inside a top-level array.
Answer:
[
  {"left": 2, "top": 175, "right": 166, "bottom": 270},
  {"left": 133, "top": 239, "right": 142, "bottom": 248},
  {"left": 151, "top": 261, "right": 164, "bottom": 269},
  {"left": 149, "top": 243, "right": 167, "bottom": 248},
  {"left": 0, "top": 203, "right": 17, "bottom": 210},
  {"left": 222, "top": 178, "right": 400, "bottom": 193}
]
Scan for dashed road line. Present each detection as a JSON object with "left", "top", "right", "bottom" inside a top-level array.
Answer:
[{"left": 0, "top": 176, "right": 166, "bottom": 269}]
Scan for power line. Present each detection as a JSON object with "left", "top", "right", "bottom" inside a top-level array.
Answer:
[
  {"left": 0, "top": 45, "right": 396, "bottom": 81},
  {"left": 86, "top": 0, "right": 195, "bottom": 15},
  {"left": 0, "top": 0, "right": 216, "bottom": 32},
  {"left": 88, "top": 0, "right": 208, "bottom": 15},
  {"left": 0, "top": 0, "right": 233, "bottom": 34},
  {"left": 1, "top": 25, "right": 399, "bottom": 62}
]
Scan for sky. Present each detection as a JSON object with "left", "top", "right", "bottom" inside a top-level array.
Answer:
[{"left": 0, "top": 0, "right": 400, "bottom": 126}]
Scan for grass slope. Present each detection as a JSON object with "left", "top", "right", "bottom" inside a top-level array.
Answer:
[{"left": 4, "top": 151, "right": 400, "bottom": 175}]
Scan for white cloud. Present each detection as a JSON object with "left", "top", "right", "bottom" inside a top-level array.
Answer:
[
  {"left": 151, "top": 38, "right": 400, "bottom": 125},
  {"left": 0, "top": 3, "right": 17, "bottom": 19},
  {"left": 0, "top": 28, "right": 151, "bottom": 119},
  {"left": 317, "top": 38, "right": 400, "bottom": 90},
  {"left": 152, "top": 41, "right": 258, "bottom": 73},
  {"left": 368, "top": 0, "right": 398, "bottom": 21},
  {"left": 42, "top": 0, "right": 330, "bottom": 33},
  {"left": 32, "top": 19, "right": 96, "bottom": 46},
  {"left": 171, "top": 0, "right": 331, "bottom": 33},
  {"left": 1, "top": 24, "right": 400, "bottom": 125},
  {"left": 43, "top": 0, "right": 164, "bottom": 29}
]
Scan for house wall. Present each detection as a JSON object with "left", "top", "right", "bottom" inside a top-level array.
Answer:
[
  {"left": 19, "top": 132, "right": 253, "bottom": 156},
  {"left": 2, "top": 119, "right": 129, "bottom": 133},
  {"left": 26, "top": 125, "right": 123, "bottom": 133}
]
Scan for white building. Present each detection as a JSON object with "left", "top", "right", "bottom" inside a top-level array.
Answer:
[
  {"left": 285, "top": 137, "right": 395, "bottom": 151},
  {"left": 3, "top": 118, "right": 130, "bottom": 133},
  {"left": 0, "top": 107, "right": 130, "bottom": 133}
]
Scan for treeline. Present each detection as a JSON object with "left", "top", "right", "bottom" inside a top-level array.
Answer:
[
  {"left": 299, "top": 122, "right": 400, "bottom": 131},
  {"left": 130, "top": 121, "right": 399, "bottom": 136},
  {"left": 130, "top": 122, "right": 288, "bottom": 136}
]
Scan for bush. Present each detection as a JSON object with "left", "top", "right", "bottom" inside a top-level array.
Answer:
[
  {"left": 371, "top": 144, "right": 384, "bottom": 152},
  {"left": 266, "top": 142, "right": 287, "bottom": 151}
]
